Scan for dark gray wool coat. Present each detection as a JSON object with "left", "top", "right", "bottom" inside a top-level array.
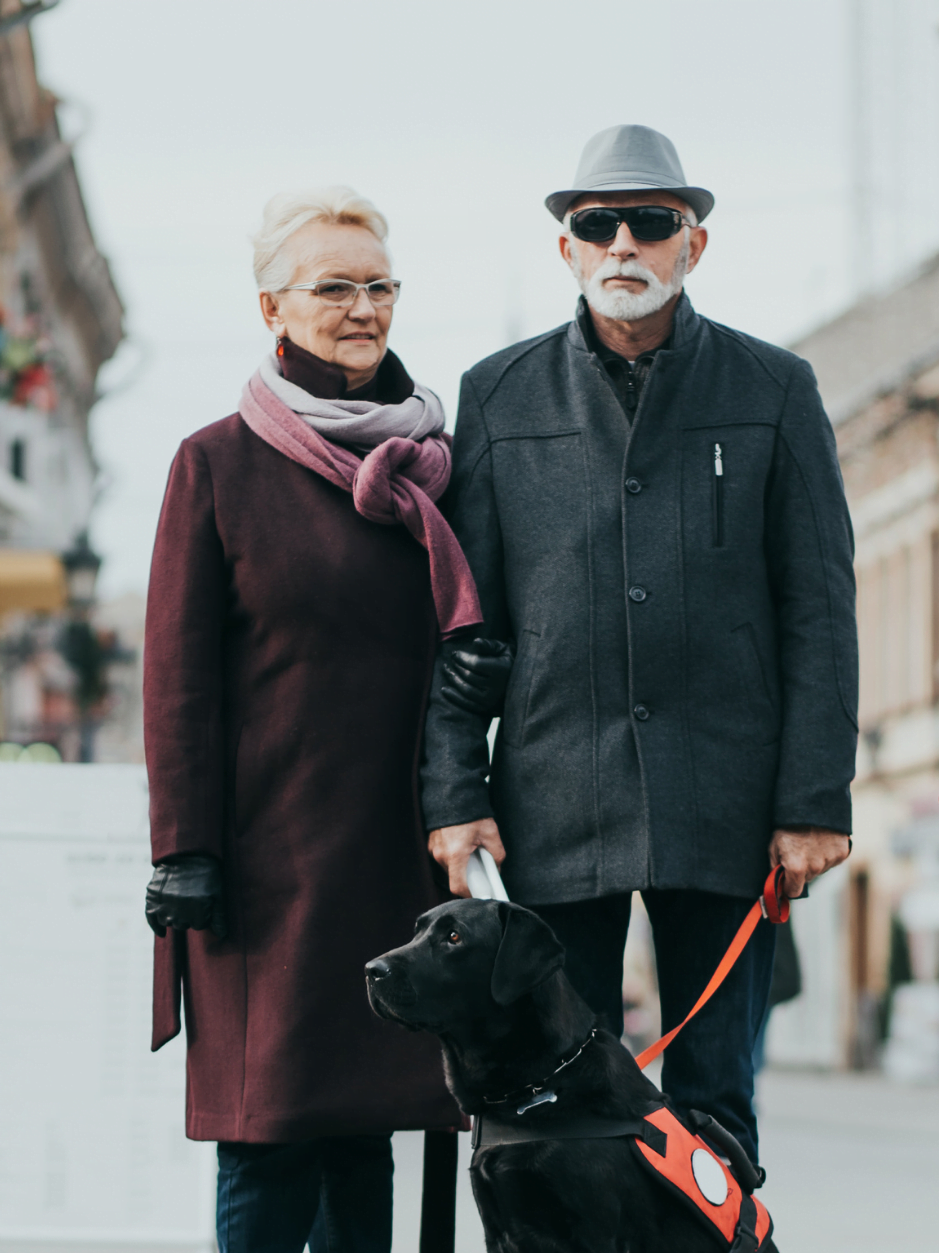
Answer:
[{"left": 420, "top": 294, "right": 858, "bottom": 904}]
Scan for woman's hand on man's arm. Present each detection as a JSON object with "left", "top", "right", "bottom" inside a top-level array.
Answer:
[
  {"left": 441, "top": 638, "right": 513, "bottom": 716},
  {"left": 428, "top": 818, "right": 506, "bottom": 898}
]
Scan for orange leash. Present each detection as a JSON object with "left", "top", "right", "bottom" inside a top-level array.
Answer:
[{"left": 634, "top": 866, "right": 790, "bottom": 1071}]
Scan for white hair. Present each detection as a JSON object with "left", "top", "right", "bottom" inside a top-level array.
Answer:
[{"left": 252, "top": 186, "right": 389, "bottom": 292}]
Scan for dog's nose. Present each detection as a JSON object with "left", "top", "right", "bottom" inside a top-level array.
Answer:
[{"left": 365, "top": 958, "right": 392, "bottom": 981}]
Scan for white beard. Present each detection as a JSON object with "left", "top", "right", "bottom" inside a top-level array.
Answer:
[{"left": 571, "top": 237, "right": 690, "bottom": 321}]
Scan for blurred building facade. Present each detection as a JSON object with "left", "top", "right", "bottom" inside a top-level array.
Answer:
[
  {"left": 0, "top": 1, "right": 126, "bottom": 761},
  {"left": 769, "top": 252, "right": 939, "bottom": 1073}
]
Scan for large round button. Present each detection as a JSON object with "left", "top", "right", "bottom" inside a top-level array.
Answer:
[
  {"left": 625, "top": 477, "right": 642, "bottom": 494},
  {"left": 634, "top": 704, "right": 650, "bottom": 721},
  {"left": 628, "top": 586, "right": 647, "bottom": 603}
]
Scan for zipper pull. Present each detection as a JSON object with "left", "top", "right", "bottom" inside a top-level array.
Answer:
[{"left": 713, "top": 443, "right": 723, "bottom": 476}]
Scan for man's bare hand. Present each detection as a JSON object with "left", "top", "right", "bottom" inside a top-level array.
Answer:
[
  {"left": 769, "top": 828, "right": 851, "bottom": 900},
  {"left": 428, "top": 818, "right": 506, "bottom": 898}
]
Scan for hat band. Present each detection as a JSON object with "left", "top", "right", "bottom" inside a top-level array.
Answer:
[{"left": 580, "top": 171, "right": 685, "bottom": 190}]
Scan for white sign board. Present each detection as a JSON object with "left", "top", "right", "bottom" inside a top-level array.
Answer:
[{"left": 0, "top": 764, "right": 215, "bottom": 1250}]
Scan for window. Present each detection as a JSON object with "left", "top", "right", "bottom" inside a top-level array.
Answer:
[{"left": 858, "top": 537, "right": 932, "bottom": 725}]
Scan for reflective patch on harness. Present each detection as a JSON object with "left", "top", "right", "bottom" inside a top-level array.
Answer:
[
  {"left": 691, "top": 1148, "right": 728, "bottom": 1205},
  {"left": 632, "top": 1107, "right": 773, "bottom": 1250}
]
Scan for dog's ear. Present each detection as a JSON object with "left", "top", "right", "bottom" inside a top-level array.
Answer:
[{"left": 490, "top": 903, "right": 565, "bottom": 1006}]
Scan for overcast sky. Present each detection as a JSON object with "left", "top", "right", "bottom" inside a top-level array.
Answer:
[{"left": 32, "top": 0, "right": 939, "bottom": 597}]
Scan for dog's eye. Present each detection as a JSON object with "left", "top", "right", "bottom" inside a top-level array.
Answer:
[{"left": 447, "top": 931, "right": 462, "bottom": 945}]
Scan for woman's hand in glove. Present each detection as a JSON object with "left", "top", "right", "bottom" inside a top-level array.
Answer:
[
  {"left": 441, "top": 637, "right": 514, "bottom": 715},
  {"left": 145, "top": 854, "right": 228, "bottom": 939}
]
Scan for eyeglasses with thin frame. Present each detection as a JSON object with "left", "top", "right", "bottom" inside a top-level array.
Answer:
[
  {"left": 569, "top": 206, "right": 695, "bottom": 245},
  {"left": 282, "top": 278, "right": 402, "bottom": 307}
]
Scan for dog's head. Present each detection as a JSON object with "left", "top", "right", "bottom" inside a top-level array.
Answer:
[{"left": 366, "top": 899, "right": 565, "bottom": 1033}]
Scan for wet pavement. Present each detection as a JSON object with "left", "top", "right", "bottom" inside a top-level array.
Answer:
[{"left": 390, "top": 1067, "right": 939, "bottom": 1252}]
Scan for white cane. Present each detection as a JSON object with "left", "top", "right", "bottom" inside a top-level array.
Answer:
[{"left": 466, "top": 847, "right": 510, "bottom": 901}]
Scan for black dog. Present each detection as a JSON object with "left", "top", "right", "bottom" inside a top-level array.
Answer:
[{"left": 366, "top": 899, "right": 777, "bottom": 1253}]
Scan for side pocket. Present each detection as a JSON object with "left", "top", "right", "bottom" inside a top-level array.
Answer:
[
  {"left": 501, "top": 629, "right": 541, "bottom": 749},
  {"left": 731, "top": 623, "right": 778, "bottom": 740},
  {"left": 712, "top": 442, "right": 724, "bottom": 547}
]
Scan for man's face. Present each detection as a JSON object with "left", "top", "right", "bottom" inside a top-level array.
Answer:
[{"left": 559, "top": 190, "right": 707, "bottom": 322}]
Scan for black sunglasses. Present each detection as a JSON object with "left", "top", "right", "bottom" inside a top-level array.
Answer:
[{"left": 569, "top": 205, "right": 692, "bottom": 244}]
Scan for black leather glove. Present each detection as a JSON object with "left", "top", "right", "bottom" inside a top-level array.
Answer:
[
  {"left": 145, "top": 854, "right": 227, "bottom": 939},
  {"left": 441, "top": 637, "right": 514, "bottom": 715}
]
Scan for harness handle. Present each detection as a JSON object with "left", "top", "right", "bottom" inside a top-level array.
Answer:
[{"left": 634, "top": 868, "right": 789, "bottom": 1071}]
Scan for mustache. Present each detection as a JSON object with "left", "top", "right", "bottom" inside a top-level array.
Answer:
[{"left": 592, "top": 259, "right": 660, "bottom": 284}]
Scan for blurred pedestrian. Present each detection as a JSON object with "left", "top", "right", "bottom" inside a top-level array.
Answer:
[
  {"left": 143, "top": 187, "right": 491, "bottom": 1253},
  {"left": 752, "top": 918, "right": 803, "bottom": 1072},
  {"left": 422, "top": 125, "right": 857, "bottom": 1167}
]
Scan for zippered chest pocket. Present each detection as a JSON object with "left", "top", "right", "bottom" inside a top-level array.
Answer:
[
  {"left": 712, "top": 442, "right": 724, "bottom": 547},
  {"left": 680, "top": 425, "right": 775, "bottom": 556}
]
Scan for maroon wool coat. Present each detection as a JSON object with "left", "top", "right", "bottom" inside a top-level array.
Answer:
[{"left": 144, "top": 412, "right": 462, "bottom": 1143}]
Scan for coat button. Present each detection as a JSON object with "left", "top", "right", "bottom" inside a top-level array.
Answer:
[
  {"left": 634, "top": 704, "right": 650, "bottom": 721},
  {"left": 628, "top": 586, "right": 647, "bottom": 603},
  {"left": 625, "top": 478, "right": 642, "bottom": 494}
]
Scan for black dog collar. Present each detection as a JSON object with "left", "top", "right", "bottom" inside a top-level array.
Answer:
[{"left": 481, "top": 1027, "right": 599, "bottom": 1115}]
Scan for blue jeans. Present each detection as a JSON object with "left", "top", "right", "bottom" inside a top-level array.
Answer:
[
  {"left": 216, "top": 1134, "right": 394, "bottom": 1253},
  {"left": 530, "top": 889, "right": 776, "bottom": 1164}
]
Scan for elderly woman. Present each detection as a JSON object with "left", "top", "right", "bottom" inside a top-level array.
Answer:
[{"left": 142, "top": 188, "right": 502, "bottom": 1253}]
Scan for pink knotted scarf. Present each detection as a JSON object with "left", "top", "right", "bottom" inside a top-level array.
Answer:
[{"left": 239, "top": 370, "right": 482, "bottom": 638}]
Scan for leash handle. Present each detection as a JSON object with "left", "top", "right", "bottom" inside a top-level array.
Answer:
[
  {"left": 760, "top": 864, "right": 790, "bottom": 924},
  {"left": 634, "top": 868, "right": 789, "bottom": 1071}
]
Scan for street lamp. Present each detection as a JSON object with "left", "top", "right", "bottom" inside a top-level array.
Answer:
[
  {"left": 62, "top": 531, "right": 101, "bottom": 611},
  {"left": 60, "top": 531, "right": 103, "bottom": 762}
]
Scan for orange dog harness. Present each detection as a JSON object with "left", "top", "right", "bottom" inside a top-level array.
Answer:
[
  {"left": 631, "top": 1106, "right": 773, "bottom": 1251},
  {"left": 474, "top": 1104, "right": 773, "bottom": 1252}
]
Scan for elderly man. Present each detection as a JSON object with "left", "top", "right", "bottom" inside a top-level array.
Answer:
[{"left": 420, "top": 125, "right": 857, "bottom": 1165}]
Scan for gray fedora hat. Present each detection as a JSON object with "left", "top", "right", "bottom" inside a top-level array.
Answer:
[{"left": 546, "top": 124, "right": 714, "bottom": 224}]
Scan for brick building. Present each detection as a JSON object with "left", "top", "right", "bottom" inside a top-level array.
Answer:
[
  {"left": 0, "top": 0, "right": 124, "bottom": 758},
  {"left": 768, "top": 254, "right": 939, "bottom": 1070}
]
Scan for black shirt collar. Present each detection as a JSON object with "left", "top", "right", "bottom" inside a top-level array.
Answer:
[{"left": 575, "top": 296, "right": 673, "bottom": 366}]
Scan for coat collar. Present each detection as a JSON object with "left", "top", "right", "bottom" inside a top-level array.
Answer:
[
  {"left": 277, "top": 337, "right": 415, "bottom": 404},
  {"left": 567, "top": 290, "right": 701, "bottom": 360}
]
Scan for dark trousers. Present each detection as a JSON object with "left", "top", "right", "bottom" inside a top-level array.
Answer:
[
  {"left": 216, "top": 1134, "right": 394, "bottom": 1253},
  {"left": 530, "top": 889, "right": 776, "bottom": 1164}
]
